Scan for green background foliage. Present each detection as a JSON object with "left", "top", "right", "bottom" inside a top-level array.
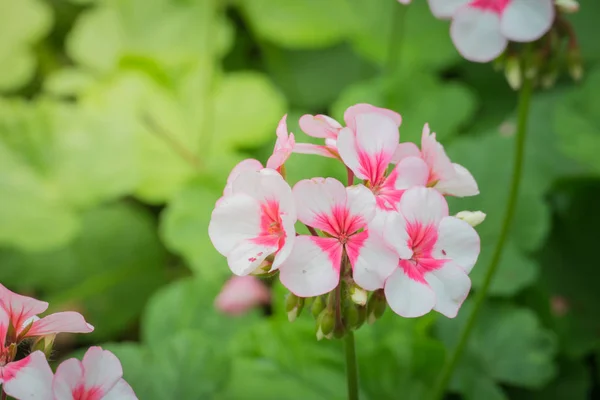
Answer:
[{"left": 0, "top": 0, "right": 599, "bottom": 398}]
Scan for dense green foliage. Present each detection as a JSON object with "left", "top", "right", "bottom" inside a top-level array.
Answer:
[{"left": 1, "top": 0, "right": 599, "bottom": 398}]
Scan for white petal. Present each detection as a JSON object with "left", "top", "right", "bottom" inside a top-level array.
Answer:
[
  {"left": 427, "top": 0, "right": 471, "bottom": 19},
  {"left": 399, "top": 187, "right": 449, "bottom": 226},
  {"left": 299, "top": 114, "right": 341, "bottom": 139},
  {"left": 433, "top": 216, "right": 480, "bottom": 273},
  {"left": 271, "top": 215, "right": 296, "bottom": 270},
  {"left": 345, "top": 184, "right": 377, "bottom": 228},
  {"left": 227, "top": 238, "right": 278, "bottom": 276},
  {"left": 384, "top": 269, "right": 435, "bottom": 318},
  {"left": 223, "top": 159, "right": 263, "bottom": 197},
  {"left": 450, "top": 6, "right": 508, "bottom": 63},
  {"left": 391, "top": 156, "right": 429, "bottom": 189},
  {"left": 501, "top": 0, "right": 554, "bottom": 42},
  {"left": 231, "top": 169, "right": 296, "bottom": 218},
  {"left": 348, "top": 231, "right": 398, "bottom": 291},
  {"left": 53, "top": 358, "right": 84, "bottom": 399},
  {"left": 278, "top": 236, "right": 342, "bottom": 297},
  {"left": 426, "top": 261, "right": 471, "bottom": 318},
  {"left": 421, "top": 124, "right": 455, "bottom": 183},
  {"left": 293, "top": 178, "right": 347, "bottom": 234},
  {"left": 336, "top": 127, "right": 364, "bottom": 179},
  {"left": 1, "top": 352, "right": 53, "bottom": 400},
  {"left": 391, "top": 142, "right": 420, "bottom": 164},
  {"left": 435, "top": 163, "right": 479, "bottom": 197},
  {"left": 103, "top": 379, "right": 138, "bottom": 400},
  {"left": 208, "top": 194, "right": 261, "bottom": 256},
  {"left": 344, "top": 104, "right": 401, "bottom": 131},
  {"left": 81, "top": 347, "right": 123, "bottom": 394},
  {"left": 383, "top": 212, "right": 413, "bottom": 259},
  {"left": 293, "top": 143, "right": 339, "bottom": 159}
]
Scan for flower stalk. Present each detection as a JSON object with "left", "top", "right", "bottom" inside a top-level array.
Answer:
[{"left": 344, "top": 331, "right": 359, "bottom": 400}]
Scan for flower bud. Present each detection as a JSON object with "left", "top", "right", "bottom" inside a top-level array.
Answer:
[
  {"left": 366, "top": 290, "right": 386, "bottom": 325},
  {"left": 455, "top": 211, "right": 486, "bottom": 227},
  {"left": 567, "top": 46, "right": 583, "bottom": 82},
  {"left": 342, "top": 301, "right": 359, "bottom": 330},
  {"left": 355, "top": 306, "right": 367, "bottom": 330},
  {"left": 316, "top": 309, "right": 335, "bottom": 341},
  {"left": 311, "top": 295, "right": 326, "bottom": 319},
  {"left": 349, "top": 284, "right": 367, "bottom": 306},
  {"left": 31, "top": 334, "right": 56, "bottom": 358},
  {"left": 250, "top": 259, "right": 274, "bottom": 276},
  {"left": 555, "top": 0, "right": 579, "bottom": 13},
  {"left": 504, "top": 55, "right": 522, "bottom": 90},
  {"left": 285, "top": 293, "right": 304, "bottom": 322}
]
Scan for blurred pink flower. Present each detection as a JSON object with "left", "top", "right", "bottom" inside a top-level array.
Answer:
[
  {"left": 3, "top": 347, "right": 137, "bottom": 400},
  {"left": 215, "top": 276, "right": 271, "bottom": 315},
  {"left": 428, "top": 0, "right": 555, "bottom": 62},
  {"left": 0, "top": 284, "right": 93, "bottom": 343}
]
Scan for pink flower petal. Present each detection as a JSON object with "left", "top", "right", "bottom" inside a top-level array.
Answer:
[
  {"left": 450, "top": 5, "right": 507, "bottom": 62},
  {"left": 53, "top": 358, "right": 84, "bottom": 399},
  {"left": 27, "top": 312, "right": 94, "bottom": 337},
  {"left": 345, "top": 185, "right": 377, "bottom": 231},
  {"left": 500, "top": 0, "right": 554, "bottom": 42},
  {"left": 292, "top": 143, "right": 339, "bottom": 159},
  {"left": 427, "top": 0, "right": 471, "bottom": 18},
  {"left": 391, "top": 142, "right": 420, "bottom": 164},
  {"left": 343, "top": 104, "right": 401, "bottom": 132},
  {"left": 81, "top": 347, "right": 124, "bottom": 395},
  {"left": 421, "top": 124, "right": 456, "bottom": 184},
  {"left": 391, "top": 156, "right": 429, "bottom": 190},
  {"left": 215, "top": 276, "right": 271, "bottom": 315},
  {"left": 266, "top": 115, "right": 295, "bottom": 170},
  {"left": 433, "top": 216, "right": 480, "bottom": 273},
  {"left": 209, "top": 194, "right": 262, "bottom": 257},
  {"left": 293, "top": 178, "right": 347, "bottom": 235},
  {"left": 399, "top": 187, "right": 449, "bottom": 227},
  {"left": 231, "top": 169, "right": 296, "bottom": 218},
  {"left": 384, "top": 268, "right": 436, "bottom": 318},
  {"left": 227, "top": 238, "right": 279, "bottom": 276},
  {"left": 349, "top": 231, "right": 398, "bottom": 291},
  {"left": 383, "top": 212, "right": 413, "bottom": 259},
  {"left": 271, "top": 215, "right": 296, "bottom": 270},
  {"left": 425, "top": 261, "right": 471, "bottom": 318},
  {"left": 298, "top": 114, "right": 342, "bottom": 139},
  {"left": 279, "top": 236, "right": 342, "bottom": 297},
  {"left": 103, "top": 379, "right": 138, "bottom": 400},
  {"left": 435, "top": 163, "right": 479, "bottom": 197},
  {"left": 223, "top": 159, "right": 263, "bottom": 197},
  {"left": 1, "top": 351, "right": 53, "bottom": 400},
  {"left": 0, "top": 284, "right": 49, "bottom": 333}
]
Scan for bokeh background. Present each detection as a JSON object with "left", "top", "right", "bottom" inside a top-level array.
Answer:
[{"left": 1, "top": 0, "right": 599, "bottom": 398}]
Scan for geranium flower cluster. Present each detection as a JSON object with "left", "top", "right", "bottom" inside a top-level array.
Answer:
[
  {"left": 209, "top": 104, "right": 483, "bottom": 337},
  {"left": 0, "top": 284, "right": 137, "bottom": 399}
]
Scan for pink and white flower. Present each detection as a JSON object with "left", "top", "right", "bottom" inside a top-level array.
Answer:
[
  {"left": 294, "top": 104, "right": 402, "bottom": 160},
  {"left": 3, "top": 347, "right": 137, "bottom": 400},
  {"left": 0, "top": 284, "right": 93, "bottom": 343},
  {"left": 215, "top": 276, "right": 271, "bottom": 315},
  {"left": 278, "top": 178, "right": 393, "bottom": 297},
  {"left": 337, "top": 109, "right": 429, "bottom": 228},
  {"left": 393, "top": 124, "right": 479, "bottom": 197},
  {"left": 428, "top": 0, "right": 555, "bottom": 62},
  {"left": 209, "top": 168, "right": 297, "bottom": 276},
  {"left": 266, "top": 115, "right": 295, "bottom": 171},
  {"left": 361, "top": 187, "right": 480, "bottom": 318}
]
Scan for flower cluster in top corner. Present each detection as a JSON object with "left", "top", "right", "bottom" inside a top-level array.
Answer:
[
  {"left": 0, "top": 284, "right": 137, "bottom": 400},
  {"left": 208, "top": 104, "right": 485, "bottom": 340}
]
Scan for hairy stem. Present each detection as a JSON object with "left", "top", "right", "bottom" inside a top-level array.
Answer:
[{"left": 429, "top": 64, "right": 535, "bottom": 400}]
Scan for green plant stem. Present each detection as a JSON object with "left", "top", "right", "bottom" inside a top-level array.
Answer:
[
  {"left": 344, "top": 331, "right": 359, "bottom": 400},
  {"left": 429, "top": 71, "right": 534, "bottom": 400},
  {"left": 386, "top": 3, "right": 408, "bottom": 76}
]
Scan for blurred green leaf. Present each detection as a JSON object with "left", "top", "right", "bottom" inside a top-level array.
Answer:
[
  {"left": 436, "top": 302, "right": 558, "bottom": 397},
  {"left": 237, "top": 0, "right": 353, "bottom": 49},
  {"left": 0, "top": 202, "right": 166, "bottom": 341},
  {"left": 0, "top": 0, "right": 52, "bottom": 91}
]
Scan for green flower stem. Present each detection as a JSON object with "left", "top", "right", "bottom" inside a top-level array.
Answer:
[
  {"left": 344, "top": 331, "right": 359, "bottom": 400},
  {"left": 386, "top": 3, "right": 409, "bottom": 75},
  {"left": 429, "top": 69, "right": 535, "bottom": 400}
]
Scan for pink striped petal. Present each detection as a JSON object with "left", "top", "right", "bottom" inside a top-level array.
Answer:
[
  {"left": 0, "top": 284, "right": 48, "bottom": 334},
  {"left": 27, "top": 312, "right": 94, "bottom": 337},
  {"left": 53, "top": 358, "right": 85, "bottom": 399},
  {"left": 81, "top": 347, "right": 123, "bottom": 395},
  {"left": 349, "top": 231, "right": 398, "bottom": 291},
  {"left": 266, "top": 115, "right": 295, "bottom": 170},
  {"left": 420, "top": 124, "right": 456, "bottom": 184},
  {"left": 299, "top": 114, "right": 341, "bottom": 139},
  {"left": 1, "top": 351, "right": 53, "bottom": 400},
  {"left": 293, "top": 178, "right": 347, "bottom": 235},
  {"left": 450, "top": 5, "right": 507, "bottom": 62},
  {"left": 279, "top": 236, "right": 342, "bottom": 297},
  {"left": 500, "top": 0, "right": 554, "bottom": 42},
  {"left": 231, "top": 169, "right": 296, "bottom": 218},
  {"left": 293, "top": 142, "right": 339, "bottom": 159}
]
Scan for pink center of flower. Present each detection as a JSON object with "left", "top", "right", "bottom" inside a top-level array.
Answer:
[
  {"left": 252, "top": 200, "right": 285, "bottom": 252},
  {"left": 400, "top": 221, "right": 445, "bottom": 283},
  {"left": 358, "top": 150, "right": 389, "bottom": 185},
  {"left": 470, "top": 0, "right": 510, "bottom": 13},
  {"left": 72, "top": 385, "right": 103, "bottom": 400},
  {"left": 370, "top": 168, "right": 404, "bottom": 211},
  {"left": 315, "top": 205, "right": 365, "bottom": 242}
]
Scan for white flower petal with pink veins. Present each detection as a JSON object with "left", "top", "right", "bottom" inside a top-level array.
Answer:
[
  {"left": 348, "top": 231, "right": 398, "bottom": 291},
  {"left": 293, "top": 178, "right": 348, "bottom": 234},
  {"left": 451, "top": 4, "right": 508, "bottom": 62},
  {"left": 343, "top": 104, "right": 401, "bottom": 132},
  {"left": 425, "top": 261, "right": 471, "bottom": 318},
  {"left": 434, "top": 163, "right": 479, "bottom": 196},
  {"left": 266, "top": 114, "right": 295, "bottom": 170},
  {"left": 433, "top": 216, "right": 481, "bottom": 273},
  {"left": 1, "top": 351, "right": 54, "bottom": 400},
  {"left": 501, "top": 0, "right": 554, "bottom": 42},
  {"left": 384, "top": 268, "right": 436, "bottom": 318},
  {"left": 279, "top": 236, "right": 343, "bottom": 297},
  {"left": 231, "top": 169, "right": 296, "bottom": 218},
  {"left": 399, "top": 187, "right": 449, "bottom": 227},
  {"left": 420, "top": 124, "right": 456, "bottom": 183},
  {"left": 428, "top": 0, "right": 471, "bottom": 18},
  {"left": 383, "top": 212, "right": 413, "bottom": 259},
  {"left": 27, "top": 311, "right": 94, "bottom": 337},
  {"left": 299, "top": 114, "right": 342, "bottom": 139},
  {"left": 293, "top": 142, "right": 340, "bottom": 159},
  {"left": 338, "top": 113, "right": 399, "bottom": 182}
]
